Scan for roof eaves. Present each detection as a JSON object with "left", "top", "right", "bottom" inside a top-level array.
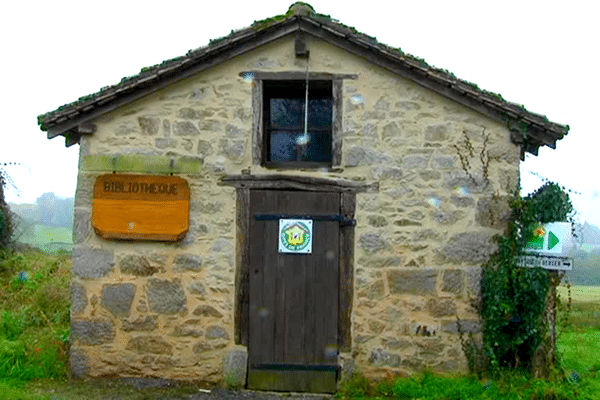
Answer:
[{"left": 38, "top": 3, "right": 568, "bottom": 155}]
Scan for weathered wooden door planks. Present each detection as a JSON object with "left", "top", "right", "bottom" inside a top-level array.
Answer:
[{"left": 247, "top": 190, "right": 340, "bottom": 392}]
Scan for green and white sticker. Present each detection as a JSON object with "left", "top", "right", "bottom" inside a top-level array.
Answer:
[
  {"left": 525, "top": 222, "right": 572, "bottom": 255},
  {"left": 279, "top": 219, "right": 312, "bottom": 254}
]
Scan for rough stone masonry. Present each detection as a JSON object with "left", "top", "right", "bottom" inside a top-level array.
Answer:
[{"left": 69, "top": 34, "right": 518, "bottom": 382}]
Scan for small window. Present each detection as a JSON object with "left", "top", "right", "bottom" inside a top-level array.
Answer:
[{"left": 263, "top": 80, "right": 333, "bottom": 167}]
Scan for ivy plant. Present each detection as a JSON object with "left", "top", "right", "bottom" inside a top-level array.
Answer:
[{"left": 481, "top": 182, "right": 574, "bottom": 372}]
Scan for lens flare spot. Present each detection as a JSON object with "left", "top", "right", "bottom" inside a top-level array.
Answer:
[
  {"left": 324, "top": 345, "right": 338, "bottom": 358},
  {"left": 17, "top": 270, "right": 27, "bottom": 282},
  {"left": 257, "top": 307, "right": 269, "bottom": 318},
  {"left": 350, "top": 94, "right": 364, "bottom": 105},
  {"left": 296, "top": 134, "right": 310, "bottom": 146},
  {"left": 427, "top": 197, "right": 441, "bottom": 208},
  {"left": 455, "top": 185, "right": 469, "bottom": 196}
]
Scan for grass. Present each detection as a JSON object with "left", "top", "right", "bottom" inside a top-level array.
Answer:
[
  {"left": 336, "top": 370, "right": 589, "bottom": 399},
  {"left": 0, "top": 249, "right": 598, "bottom": 399},
  {"left": 0, "top": 249, "right": 70, "bottom": 381}
]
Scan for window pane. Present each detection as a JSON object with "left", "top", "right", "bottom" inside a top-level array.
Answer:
[
  {"left": 270, "top": 98, "right": 305, "bottom": 130},
  {"left": 269, "top": 131, "right": 332, "bottom": 163},
  {"left": 270, "top": 98, "right": 332, "bottom": 130},
  {"left": 308, "top": 98, "right": 332, "bottom": 129}
]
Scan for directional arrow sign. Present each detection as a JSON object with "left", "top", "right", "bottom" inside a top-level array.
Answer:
[
  {"left": 517, "top": 255, "right": 573, "bottom": 271},
  {"left": 548, "top": 231, "right": 560, "bottom": 250},
  {"left": 525, "top": 222, "right": 572, "bottom": 256}
]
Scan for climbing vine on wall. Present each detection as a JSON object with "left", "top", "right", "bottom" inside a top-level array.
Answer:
[
  {"left": 453, "top": 131, "right": 574, "bottom": 375},
  {"left": 480, "top": 182, "right": 574, "bottom": 372}
]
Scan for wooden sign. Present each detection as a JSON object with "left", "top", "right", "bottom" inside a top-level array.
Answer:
[{"left": 92, "top": 174, "right": 189, "bottom": 241}]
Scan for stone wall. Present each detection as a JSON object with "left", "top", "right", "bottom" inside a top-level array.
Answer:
[{"left": 71, "top": 35, "right": 519, "bottom": 381}]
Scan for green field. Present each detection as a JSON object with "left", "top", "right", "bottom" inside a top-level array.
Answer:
[
  {"left": 558, "top": 285, "right": 600, "bottom": 303},
  {"left": 15, "top": 223, "right": 72, "bottom": 254}
]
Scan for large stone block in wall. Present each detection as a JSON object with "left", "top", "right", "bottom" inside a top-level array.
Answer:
[
  {"left": 138, "top": 116, "right": 160, "bottom": 135},
  {"left": 427, "top": 298, "right": 456, "bottom": 317},
  {"left": 369, "top": 348, "right": 401, "bottom": 367},
  {"left": 443, "top": 171, "right": 488, "bottom": 193},
  {"left": 120, "top": 254, "right": 166, "bottom": 276},
  {"left": 69, "top": 348, "right": 89, "bottom": 378},
  {"left": 74, "top": 174, "right": 95, "bottom": 208},
  {"left": 71, "top": 281, "right": 88, "bottom": 315},
  {"left": 222, "top": 346, "right": 248, "bottom": 388},
  {"left": 441, "top": 232, "right": 496, "bottom": 263},
  {"left": 476, "top": 196, "right": 511, "bottom": 227},
  {"left": 442, "top": 269, "right": 465, "bottom": 294},
  {"left": 388, "top": 269, "right": 437, "bottom": 294},
  {"left": 442, "top": 319, "right": 481, "bottom": 334},
  {"left": 126, "top": 335, "right": 173, "bottom": 355},
  {"left": 173, "top": 121, "right": 200, "bottom": 136},
  {"left": 193, "top": 305, "right": 224, "bottom": 318},
  {"left": 122, "top": 316, "right": 158, "bottom": 332},
  {"left": 101, "top": 283, "right": 136, "bottom": 317},
  {"left": 344, "top": 146, "right": 391, "bottom": 167},
  {"left": 359, "top": 232, "right": 388, "bottom": 253},
  {"left": 174, "top": 254, "right": 202, "bottom": 272},
  {"left": 71, "top": 319, "right": 115, "bottom": 345},
  {"left": 72, "top": 247, "right": 113, "bottom": 279},
  {"left": 146, "top": 279, "right": 186, "bottom": 315},
  {"left": 72, "top": 209, "right": 90, "bottom": 244}
]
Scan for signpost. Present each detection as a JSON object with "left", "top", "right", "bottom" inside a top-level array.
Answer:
[
  {"left": 519, "top": 222, "right": 574, "bottom": 271},
  {"left": 92, "top": 174, "right": 190, "bottom": 241},
  {"left": 516, "top": 255, "right": 573, "bottom": 271}
]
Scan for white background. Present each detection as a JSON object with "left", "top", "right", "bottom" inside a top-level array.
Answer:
[{"left": 2, "top": 1, "right": 597, "bottom": 226}]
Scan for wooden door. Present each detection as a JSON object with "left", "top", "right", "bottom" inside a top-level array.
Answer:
[{"left": 247, "top": 190, "right": 340, "bottom": 393}]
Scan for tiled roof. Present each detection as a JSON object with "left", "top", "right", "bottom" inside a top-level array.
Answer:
[{"left": 37, "top": 2, "right": 568, "bottom": 156}]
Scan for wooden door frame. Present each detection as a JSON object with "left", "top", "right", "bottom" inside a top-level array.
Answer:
[{"left": 220, "top": 174, "right": 375, "bottom": 353}]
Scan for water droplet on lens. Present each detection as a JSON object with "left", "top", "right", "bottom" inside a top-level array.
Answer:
[
  {"left": 427, "top": 197, "right": 440, "bottom": 208},
  {"left": 296, "top": 134, "right": 310, "bottom": 146},
  {"left": 351, "top": 94, "right": 364, "bottom": 105},
  {"left": 324, "top": 345, "right": 338, "bottom": 357},
  {"left": 455, "top": 185, "right": 469, "bottom": 196},
  {"left": 258, "top": 307, "right": 269, "bottom": 318}
]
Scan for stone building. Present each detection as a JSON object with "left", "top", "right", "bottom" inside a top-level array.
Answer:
[{"left": 37, "top": 3, "right": 567, "bottom": 393}]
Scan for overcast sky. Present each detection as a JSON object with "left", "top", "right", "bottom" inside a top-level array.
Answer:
[{"left": 2, "top": 0, "right": 598, "bottom": 226}]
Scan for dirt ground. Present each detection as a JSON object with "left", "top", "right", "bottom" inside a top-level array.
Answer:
[{"left": 24, "top": 378, "right": 333, "bottom": 400}]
